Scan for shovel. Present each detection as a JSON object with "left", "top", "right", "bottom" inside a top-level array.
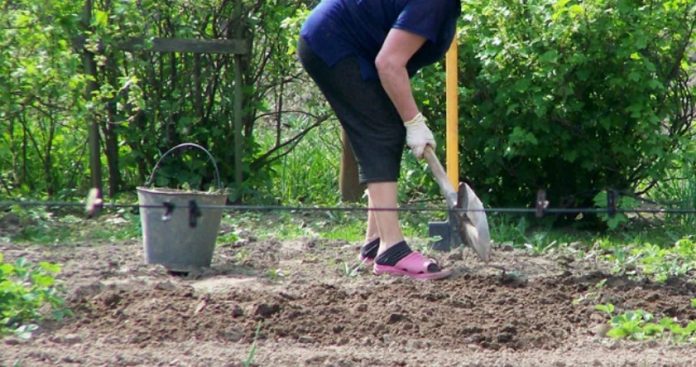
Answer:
[{"left": 423, "top": 146, "right": 491, "bottom": 262}]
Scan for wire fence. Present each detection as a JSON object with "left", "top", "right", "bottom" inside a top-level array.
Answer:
[
  {"left": 1, "top": 190, "right": 694, "bottom": 216},
  {"left": 1, "top": 186, "right": 695, "bottom": 234}
]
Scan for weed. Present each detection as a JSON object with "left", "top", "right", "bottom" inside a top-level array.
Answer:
[
  {"left": 243, "top": 322, "right": 263, "bottom": 367},
  {"left": 264, "top": 268, "right": 285, "bottom": 281},
  {"left": 572, "top": 278, "right": 607, "bottom": 305},
  {"left": 217, "top": 231, "right": 240, "bottom": 244},
  {"left": 234, "top": 249, "right": 251, "bottom": 264},
  {"left": 339, "top": 261, "right": 361, "bottom": 278},
  {"left": 524, "top": 237, "right": 557, "bottom": 255},
  {"left": 632, "top": 238, "right": 696, "bottom": 282},
  {"left": 410, "top": 240, "right": 433, "bottom": 256}
]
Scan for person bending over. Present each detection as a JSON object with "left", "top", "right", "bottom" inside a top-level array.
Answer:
[{"left": 298, "top": 0, "right": 461, "bottom": 280}]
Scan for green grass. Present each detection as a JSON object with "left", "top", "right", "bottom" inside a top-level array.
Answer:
[
  {"left": 650, "top": 150, "right": 696, "bottom": 228},
  {"left": 256, "top": 120, "right": 343, "bottom": 205},
  {"left": 6, "top": 201, "right": 693, "bottom": 258},
  {"left": 5, "top": 206, "right": 141, "bottom": 245}
]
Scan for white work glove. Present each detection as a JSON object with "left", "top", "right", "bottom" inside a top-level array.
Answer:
[{"left": 404, "top": 112, "right": 436, "bottom": 159}]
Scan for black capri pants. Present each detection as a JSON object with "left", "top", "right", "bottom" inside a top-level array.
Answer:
[{"left": 297, "top": 37, "right": 406, "bottom": 184}]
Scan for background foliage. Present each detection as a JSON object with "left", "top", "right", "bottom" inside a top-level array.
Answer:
[
  {"left": 451, "top": 0, "right": 695, "bottom": 212},
  {"left": 0, "top": 0, "right": 694, "bottom": 223},
  {"left": 0, "top": 0, "right": 318, "bottom": 201}
]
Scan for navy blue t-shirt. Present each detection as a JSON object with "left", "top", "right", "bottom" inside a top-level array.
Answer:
[{"left": 301, "top": 0, "right": 461, "bottom": 80}]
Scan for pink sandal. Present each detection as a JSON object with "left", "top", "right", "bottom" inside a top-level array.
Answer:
[{"left": 373, "top": 251, "right": 451, "bottom": 280}]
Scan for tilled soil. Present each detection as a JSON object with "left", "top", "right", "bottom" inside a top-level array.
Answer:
[{"left": 1, "top": 231, "right": 695, "bottom": 366}]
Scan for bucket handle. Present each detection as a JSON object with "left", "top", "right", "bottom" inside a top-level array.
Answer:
[{"left": 145, "top": 143, "right": 223, "bottom": 189}]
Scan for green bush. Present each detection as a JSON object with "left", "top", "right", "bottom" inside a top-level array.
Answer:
[{"left": 451, "top": 0, "right": 695, "bottom": 212}]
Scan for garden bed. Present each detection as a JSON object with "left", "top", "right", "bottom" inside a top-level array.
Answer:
[{"left": 1, "top": 228, "right": 695, "bottom": 366}]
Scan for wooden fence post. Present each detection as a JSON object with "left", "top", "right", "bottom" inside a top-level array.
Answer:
[{"left": 339, "top": 129, "right": 364, "bottom": 202}]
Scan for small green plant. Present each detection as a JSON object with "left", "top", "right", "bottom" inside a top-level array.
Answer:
[
  {"left": 243, "top": 322, "right": 263, "bottom": 367},
  {"left": 607, "top": 244, "right": 639, "bottom": 276},
  {"left": 572, "top": 278, "right": 607, "bottom": 305},
  {"left": 217, "top": 231, "right": 240, "bottom": 245},
  {"left": 339, "top": 262, "right": 361, "bottom": 278},
  {"left": 264, "top": 268, "right": 285, "bottom": 281},
  {"left": 0, "top": 254, "right": 71, "bottom": 339},
  {"left": 524, "top": 236, "right": 557, "bottom": 255},
  {"left": 490, "top": 216, "right": 559, "bottom": 254},
  {"left": 410, "top": 240, "right": 434, "bottom": 257},
  {"left": 234, "top": 249, "right": 252, "bottom": 264},
  {"left": 595, "top": 303, "right": 696, "bottom": 343}
]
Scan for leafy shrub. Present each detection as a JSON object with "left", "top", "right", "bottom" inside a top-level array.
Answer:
[
  {"left": 450, "top": 0, "right": 695, "bottom": 212},
  {"left": 0, "top": 254, "right": 70, "bottom": 339}
]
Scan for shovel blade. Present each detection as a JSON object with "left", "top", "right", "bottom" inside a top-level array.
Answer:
[{"left": 459, "top": 183, "right": 491, "bottom": 262}]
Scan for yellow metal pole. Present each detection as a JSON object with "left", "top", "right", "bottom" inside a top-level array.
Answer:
[{"left": 445, "top": 34, "right": 459, "bottom": 187}]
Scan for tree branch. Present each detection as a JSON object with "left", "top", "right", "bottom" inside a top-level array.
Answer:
[
  {"left": 254, "top": 110, "right": 326, "bottom": 122},
  {"left": 251, "top": 113, "right": 331, "bottom": 169}
]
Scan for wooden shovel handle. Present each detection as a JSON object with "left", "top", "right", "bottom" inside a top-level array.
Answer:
[{"left": 423, "top": 146, "right": 458, "bottom": 209}]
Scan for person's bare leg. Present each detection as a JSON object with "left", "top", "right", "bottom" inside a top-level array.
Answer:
[
  {"left": 366, "top": 181, "right": 404, "bottom": 255},
  {"left": 365, "top": 193, "right": 379, "bottom": 243}
]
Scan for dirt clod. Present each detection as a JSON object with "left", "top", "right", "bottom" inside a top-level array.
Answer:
[
  {"left": 387, "top": 313, "right": 406, "bottom": 324},
  {"left": 231, "top": 304, "right": 244, "bottom": 317},
  {"left": 254, "top": 303, "right": 280, "bottom": 318}
]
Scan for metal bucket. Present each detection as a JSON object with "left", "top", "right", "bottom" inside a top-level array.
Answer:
[{"left": 137, "top": 143, "right": 227, "bottom": 272}]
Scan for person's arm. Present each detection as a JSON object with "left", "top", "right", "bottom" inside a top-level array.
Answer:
[
  {"left": 375, "top": 28, "right": 425, "bottom": 122},
  {"left": 375, "top": 28, "right": 435, "bottom": 159}
]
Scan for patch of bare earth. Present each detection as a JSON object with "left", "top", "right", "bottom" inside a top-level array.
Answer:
[{"left": 1, "top": 234, "right": 695, "bottom": 367}]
